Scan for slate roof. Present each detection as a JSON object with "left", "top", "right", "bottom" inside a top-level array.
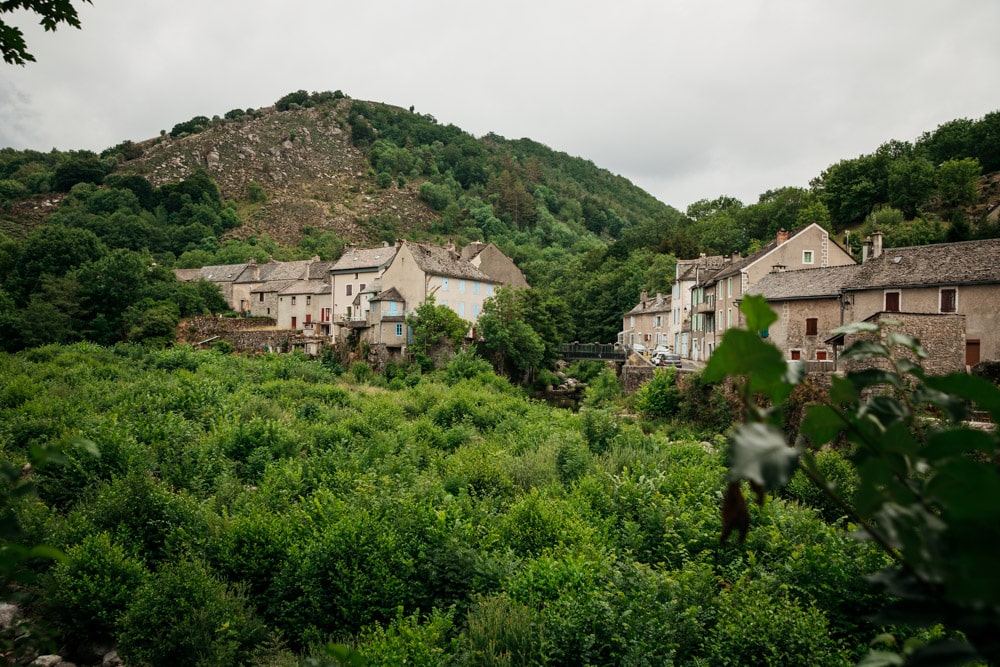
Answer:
[
  {"left": 331, "top": 246, "right": 397, "bottom": 273},
  {"left": 676, "top": 255, "right": 730, "bottom": 281},
  {"left": 176, "top": 263, "right": 248, "bottom": 282},
  {"left": 404, "top": 241, "right": 494, "bottom": 281},
  {"left": 250, "top": 279, "right": 300, "bottom": 294},
  {"left": 371, "top": 286, "right": 405, "bottom": 302},
  {"left": 277, "top": 279, "right": 329, "bottom": 296},
  {"left": 308, "top": 260, "right": 336, "bottom": 280},
  {"left": 843, "top": 238, "right": 1000, "bottom": 290},
  {"left": 625, "top": 293, "right": 671, "bottom": 316},
  {"left": 750, "top": 265, "right": 863, "bottom": 301}
]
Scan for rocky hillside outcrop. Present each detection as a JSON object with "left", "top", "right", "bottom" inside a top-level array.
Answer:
[{"left": 119, "top": 101, "right": 438, "bottom": 245}]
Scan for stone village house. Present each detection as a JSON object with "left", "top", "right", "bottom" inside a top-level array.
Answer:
[
  {"left": 624, "top": 228, "right": 1000, "bottom": 373},
  {"left": 175, "top": 240, "right": 528, "bottom": 356}
]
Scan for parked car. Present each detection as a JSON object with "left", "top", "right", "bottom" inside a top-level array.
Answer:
[
  {"left": 631, "top": 343, "right": 648, "bottom": 355},
  {"left": 653, "top": 352, "right": 682, "bottom": 368}
]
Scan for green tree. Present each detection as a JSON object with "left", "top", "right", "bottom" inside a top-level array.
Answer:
[
  {"left": 406, "top": 296, "right": 469, "bottom": 370},
  {"left": 887, "top": 156, "right": 936, "bottom": 219},
  {"left": 936, "top": 157, "right": 981, "bottom": 209},
  {"left": 476, "top": 286, "right": 545, "bottom": 381},
  {"left": 1, "top": 0, "right": 91, "bottom": 65}
]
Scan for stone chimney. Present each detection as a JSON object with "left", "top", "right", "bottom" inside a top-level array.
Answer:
[
  {"left": 871, "top": 230, "right": 883, "bottom": 260},
  {"left": 776, "top": 229, "right": 790, "bottom": 245},
  {"left": 640, "top": 290, "right": 648, "bottom": 307},
  {"left": 771, "top": 264, "right": 786, "bottom": 273}
]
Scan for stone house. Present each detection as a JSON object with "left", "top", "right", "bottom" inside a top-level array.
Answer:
[
  {"left": 377, "top": 240, "right": 503, "bottom": 327},
  {"left": 690, "top": 223, "right": 856, "bottom": 362},
  {"left": 621, "top": 291, "right": 672, "bottom": 351},
  {"left": 276, "top": 280, "right": 332, "bottom": 336},
  {"left": 672, "top": 253, "right": 732, "bottom": 358},
  {"left": 173, "top": 262, "right": 250, "bottom": 312},
  {"left": 748, "top": 264, "right": 862, "bottom": 363},
  {"left": 840, "top": 234, "right": 1000, "bottom": 368},
  {"left": 366, "top": 287, "right": 408, "bottom": 352},
  {"left": 329, "top": 244, "right": 397, "bottom": 338}
]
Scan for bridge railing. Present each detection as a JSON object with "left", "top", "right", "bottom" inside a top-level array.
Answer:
[{"left": 560, "top": 343, "right": 626, "bottom": 360}]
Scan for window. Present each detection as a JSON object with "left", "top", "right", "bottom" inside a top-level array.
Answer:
[
  {"left": 346, "top": 284, "right": 352, "bottom": 296},
  {"left": 258, "top": 292, "right": 264, "bottom": 302},
  {"left": 459, "top": 280, "right": 466, "bottom": 293},
  {"left": 654, "top": 315, "right": 663, "bottom": 328},
  {"left": 727, "top": 277, "right": 732, "bottom": 298},
  {"left": 360, "top": 283, "right": 366, "bottom": 292},
  {"left": 389, "top": 301, "right": 398, "bottom": 316},
  {"left": 816, "top": 350, "right": 828, "bottom": 361},
  {"left": 727, "top": 308, "right": 732, "bottom": 327},
  {"left": 305, "top": 314, "right": 312, "bottom": 323},
  {"left": 291, "top": 296, "right": 296, "bottom": 305},
  {"left": 940, "top": 288, "right": 957, "bottom": 313},
  {"left": 803, "top": 250, "right": 814, "bottom": 265},
  {"left": 442, "top": 278, "right": 449, "bottom": 291},
  {"left": 790, "top": 350, "right": 801, "bottom": 361},
  {"left": 473, "top": 303, "right": 480, "bottom": 318},
  {"left": 473, "top": 281, "right": 480, "bottom": 295},
  {"left": 487, "top": 284, "right": 494, "bottom": 296},
  {"left": 354, "top": 272, "right": 359, "bottom": 279},
  {"left": 806, "top": 318, "right": 818, "bottom": 335},
  {"left": 458, "top": 303, "right": 465, "bottom": 317},
  {"left": 322, "top": 308, "right": 331, "bottom": 322},
  {"left": 395, "top": 323, "right": 403, "bottom": 337},
  {"left": 630, "top": 316, "right": 635, "bottom": 328},
  {"left": 885, "top": 291, "right": 900, "bottom": 312},
  {"left": 306, "top": 295, "right": 311, "bottom": 305}
]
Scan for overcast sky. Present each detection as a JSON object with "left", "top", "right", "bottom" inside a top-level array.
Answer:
[{"left": 2, "top": 1, "right": 998, "bottom": 211}]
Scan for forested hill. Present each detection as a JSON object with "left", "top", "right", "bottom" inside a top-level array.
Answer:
[{"left": 1, "top": 89, "right": 999, "bottom": 351}]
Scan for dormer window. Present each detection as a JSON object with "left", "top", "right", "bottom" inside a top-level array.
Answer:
[{"left": 802, "top": 250, "right": 814, "bottom": 265}]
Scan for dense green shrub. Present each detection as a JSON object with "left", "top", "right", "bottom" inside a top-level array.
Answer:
[
  {"left": 119, "top": 558, "right": 268, "bottom": 667},
  {"left": 634, "top": 366, "right": 681, "bottom": 418},
  {"left": 45, "top": 532, "right": 148, "bottom": 645},
  {"left": 705, "top": 578, "right": 849, "bottom": 666}
]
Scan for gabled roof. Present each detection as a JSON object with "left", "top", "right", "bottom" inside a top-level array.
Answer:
[
  {"left": 710, "top": 224, "right": 833, "bottom": 282},
  {"left": 403, "top": 241, "right": 494, "bottom": 281},
  {"left": 625, "top": 292, "right": 671, "bottom": 316},
  {"left": 331, "top": 246, "right": 397, "bottom": 273},
  {"left": 277, "top": 279, "right": 329, "bottom": 296},
  {"left": 250, "top": 279, "right": 300, "bottom": 294},
  {"left": 843, "top": 238, "right": 1000, "bottom": 290},
  {"left": 177, "top": 263, "right": 249, "bottom": 282},
  {"left": 371, "top": 286, "right": 405, "bottom": 302},
  {"left": 750, "top": 265, "right": 863, "bottom": 301},
  {"left": 308, "top": 260, "right": 336, "bottom": 280},
  {"left": 676, "top": 254, "right": 730, "bottom": 282}
]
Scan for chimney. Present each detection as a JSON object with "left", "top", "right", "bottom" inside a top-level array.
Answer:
[
  {"left": 640, "top": 290, "right": 648, "bottom": 307},
  {"left": 871, "top": 230, "right": 883, "bottom": 260},
  {"left": 777, "top": 229, "right": 790, "bottom": 245},
  {"left": 771, "top": 264, "right": 786, "bottom": 273}
]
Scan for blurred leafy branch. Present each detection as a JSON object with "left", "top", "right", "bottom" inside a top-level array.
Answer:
[{"left": 706, "top": 295, "right": 1000, "bottom": 666}]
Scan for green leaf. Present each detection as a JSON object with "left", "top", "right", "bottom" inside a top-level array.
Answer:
[
  {"left": 739, "top": 294, "right": 778, "bottom": 333},
  {"left": 727, "top": 422, "right": 799, "bottom": 491},
  {"left": 887, "top": 332, "right": 929, "bottom": 359},
  {"left": 840, "top": 340, "right": 892, "bottom": 361},
  {"left": 800, "top": 404, "right": 845, "bottom": 446},
  {"left": 830, "top": 375, "right": 859, "bottom": 404},
  {"left": 704, "top": 328, "right": 788, "bottom": 398},
  {"left": 831, "top": 321, "right": 880, "bottom": 336},
  {"left": 925, "top": 373, "right": 1000, "bottom": 422},
  {"left": 924, "top": 428, "right": 996, "bottom": 461},
  {"left": 847, "top": 368, "right": 902, "bottom": 391},
  {"left": 904, "top": 638, "right": 981, "bottom": 667}
]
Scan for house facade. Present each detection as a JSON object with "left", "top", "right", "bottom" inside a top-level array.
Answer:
[
  {"left": 749, "top": 264, "right": 862, "bottom": 363},
  {"left": 329, "top": 244, "right": 397, "bottom": 338},
  {"left": 378, "top": 240, "right": 502, "bottom": 327},
  {"left": 621, "top": 291, "right": 671, "bottom": 351},
  {"left": 841, "top": 235, "right": 1000, "bottom": 367},
  {"left": 690, "top": 224, "right": 856, "bottom": 362}
]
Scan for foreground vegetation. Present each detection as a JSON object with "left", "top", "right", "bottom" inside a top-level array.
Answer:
[{"left": 0, "top": 343, "right": 903, "bottom": 665}]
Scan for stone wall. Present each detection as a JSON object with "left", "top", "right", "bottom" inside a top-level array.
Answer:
[
  {"left": 177, "top": 316, "right": 319, "bottom": 353},
  {"left": 842, "top": 313, "right": 966, "bottom": 376}
]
